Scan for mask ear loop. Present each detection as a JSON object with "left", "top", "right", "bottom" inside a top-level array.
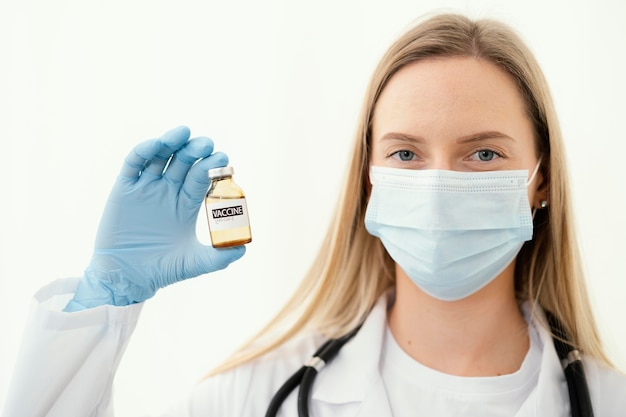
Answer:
[
  {"left": 526, "top": 158, "right": 542, "bottom": 186},
  {"left": 527, "top": 157, "right": 545, "bottom": 219}
]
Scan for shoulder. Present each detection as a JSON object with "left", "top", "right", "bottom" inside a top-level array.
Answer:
[
  {"left": 186, "top": 331, "right": 325, "bottom": 417},
  {"left": 182, "top": 294, "right": 389, "bottom": 416},
  {"left": 583, "top": 356, "right": 626, "bottom": 415}
]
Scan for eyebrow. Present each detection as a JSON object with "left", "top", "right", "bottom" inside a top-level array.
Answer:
[
  {"left": 379, "top": 132, "right": 425, "bottom": 143},
  {"left": 379, "top": 131, "right": 514, "bottom": 143},
  {"left": 456, "top": 131, "right": 515, "bottom": 143}
]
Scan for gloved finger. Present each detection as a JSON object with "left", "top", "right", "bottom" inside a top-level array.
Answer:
[
  {"left": 140, "top": 126, "right": 194, "bottom": 178},
  {"left": 163, "top": 137, "right": 215, "bottom": 183},
  {"left": 119, "top": 126, "right": 191, "bottom": 179},
  {"left": 119, "top": 139, "right": 162, "bottom": 179},
  {"left": 180, "top": 151, "right": 229, "bottom": 205},
  {"left": 141, "top": 151, "right": 172, "bottom": 177},
  {"left": 142, "top": 148, "right": 174, "bottom": 177}
]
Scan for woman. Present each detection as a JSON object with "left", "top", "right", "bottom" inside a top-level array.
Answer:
[{"left": 3, "top": 13, "right": 625, "bottom": 417}]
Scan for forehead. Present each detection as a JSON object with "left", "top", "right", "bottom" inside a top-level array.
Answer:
[{"left": 371, "top": 57, "right": 531, "bottom": 139}]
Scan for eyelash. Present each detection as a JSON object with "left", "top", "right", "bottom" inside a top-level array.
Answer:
[
  {"left": 387, "top": 148, "right": 505, "bottom": 163},
  {"left": 469, "top": 149, "right": 504, "bottom": 162},
  {"left": 390, "top": 150, "right": 416, "bottom": 161}
]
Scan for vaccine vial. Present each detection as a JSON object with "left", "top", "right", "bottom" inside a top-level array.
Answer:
[{"left": 205, "top": 166, "right": 252, "bottom": 248}]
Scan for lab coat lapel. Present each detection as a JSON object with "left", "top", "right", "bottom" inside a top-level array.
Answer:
[
  {"left": 310, "top": 295, "right": 393, "bottom": 417},
  {"left": 515, "top": 307, "right": 570, "bottom": 417}
]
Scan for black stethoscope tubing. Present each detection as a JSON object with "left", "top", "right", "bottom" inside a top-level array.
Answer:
[
  {"left": 264, "top": 327, "right": 360, "bottom": 417},
  {"left": 545, "top": 311, "right": 595, "bottom": 417},
  {"left": 265, "top": 313, "right": 593, "bottom": 417}
]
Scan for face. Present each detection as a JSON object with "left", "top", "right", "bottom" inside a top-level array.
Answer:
[{"left": 370, "top": 57, "right": 546, "bottom": 207}]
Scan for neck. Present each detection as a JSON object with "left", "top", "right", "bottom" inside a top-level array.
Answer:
[{"left": 388, "top": 263, "right": 529, "bottom": 377}]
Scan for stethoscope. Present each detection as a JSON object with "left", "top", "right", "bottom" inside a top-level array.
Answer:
[{"left": 265, "top": 312, "right": 593, "bottom": 417}]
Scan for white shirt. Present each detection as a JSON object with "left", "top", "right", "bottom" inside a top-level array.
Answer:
[
  {"left": 381, "top": 306, "right": 542, "bottom": 416},
  {"left": 3, "top": 278, "right": 626, "bottom": 417}
]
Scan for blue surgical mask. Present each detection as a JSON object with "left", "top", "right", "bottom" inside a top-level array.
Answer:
[{"left": 364, "top": 163, "right": 540, "bottom": 301}]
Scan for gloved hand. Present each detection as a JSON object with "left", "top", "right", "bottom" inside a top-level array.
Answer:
[{"left": 64, "top": 126, "right": 246, "bottom": 311}]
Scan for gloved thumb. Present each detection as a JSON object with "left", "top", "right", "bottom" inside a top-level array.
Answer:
[
  {"left": 203, "top": 244, "right": 247, "bottom": 272},
  {"left": 155, "top": 244, "right": 246, "bottom": 288}
]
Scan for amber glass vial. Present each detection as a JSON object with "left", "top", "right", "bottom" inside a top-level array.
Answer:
[{"left": 205, "top": 166, "right": 252, "bottom": 248}]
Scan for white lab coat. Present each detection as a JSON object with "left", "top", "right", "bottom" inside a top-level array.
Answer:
[{"left": 3, "top": 277, "right": 626, "bottom": 417}]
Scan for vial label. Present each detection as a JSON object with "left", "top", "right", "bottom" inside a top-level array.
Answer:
[{"left": 206, "top": 198, "right": 250, "bottom": 232}]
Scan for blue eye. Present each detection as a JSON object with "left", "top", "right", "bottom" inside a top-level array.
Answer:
[
  {"left": 391, "top": 150, "right": 416, "bottom": 161},
  {"left": 474, "top": 150, "right": 499, "bottom": 161}
]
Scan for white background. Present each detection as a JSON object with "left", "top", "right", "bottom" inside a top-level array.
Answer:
[{"left": 1, "top": 0, "right": 624, "bottom": 414}]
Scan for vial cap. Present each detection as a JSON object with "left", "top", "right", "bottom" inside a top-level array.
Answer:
[{"left": 208, "top": 166, "right": 234, "bottom": 179}]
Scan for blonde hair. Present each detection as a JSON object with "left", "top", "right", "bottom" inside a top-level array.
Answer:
[{"left": 210, "top": 13, "right": 610, "bottom": 375}]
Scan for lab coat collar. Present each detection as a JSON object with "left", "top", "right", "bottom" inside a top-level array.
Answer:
[
  {"left": 309, "top": 294, "right": 572, "bottom": 417},
  {"left": 518, "top": 304, "right": 571, "bottom": 416},
  {"left": 311, "top": 293, "right": 392, "bottom": 415}
]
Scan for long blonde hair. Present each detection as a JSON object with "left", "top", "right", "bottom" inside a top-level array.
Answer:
[{"left": 210, "top": 13, "right": 610, "bottom": 375}]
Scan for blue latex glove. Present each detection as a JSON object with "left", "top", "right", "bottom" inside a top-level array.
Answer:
[{"left": 64, "top": 126, "right": 246, "bottom": 311}]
